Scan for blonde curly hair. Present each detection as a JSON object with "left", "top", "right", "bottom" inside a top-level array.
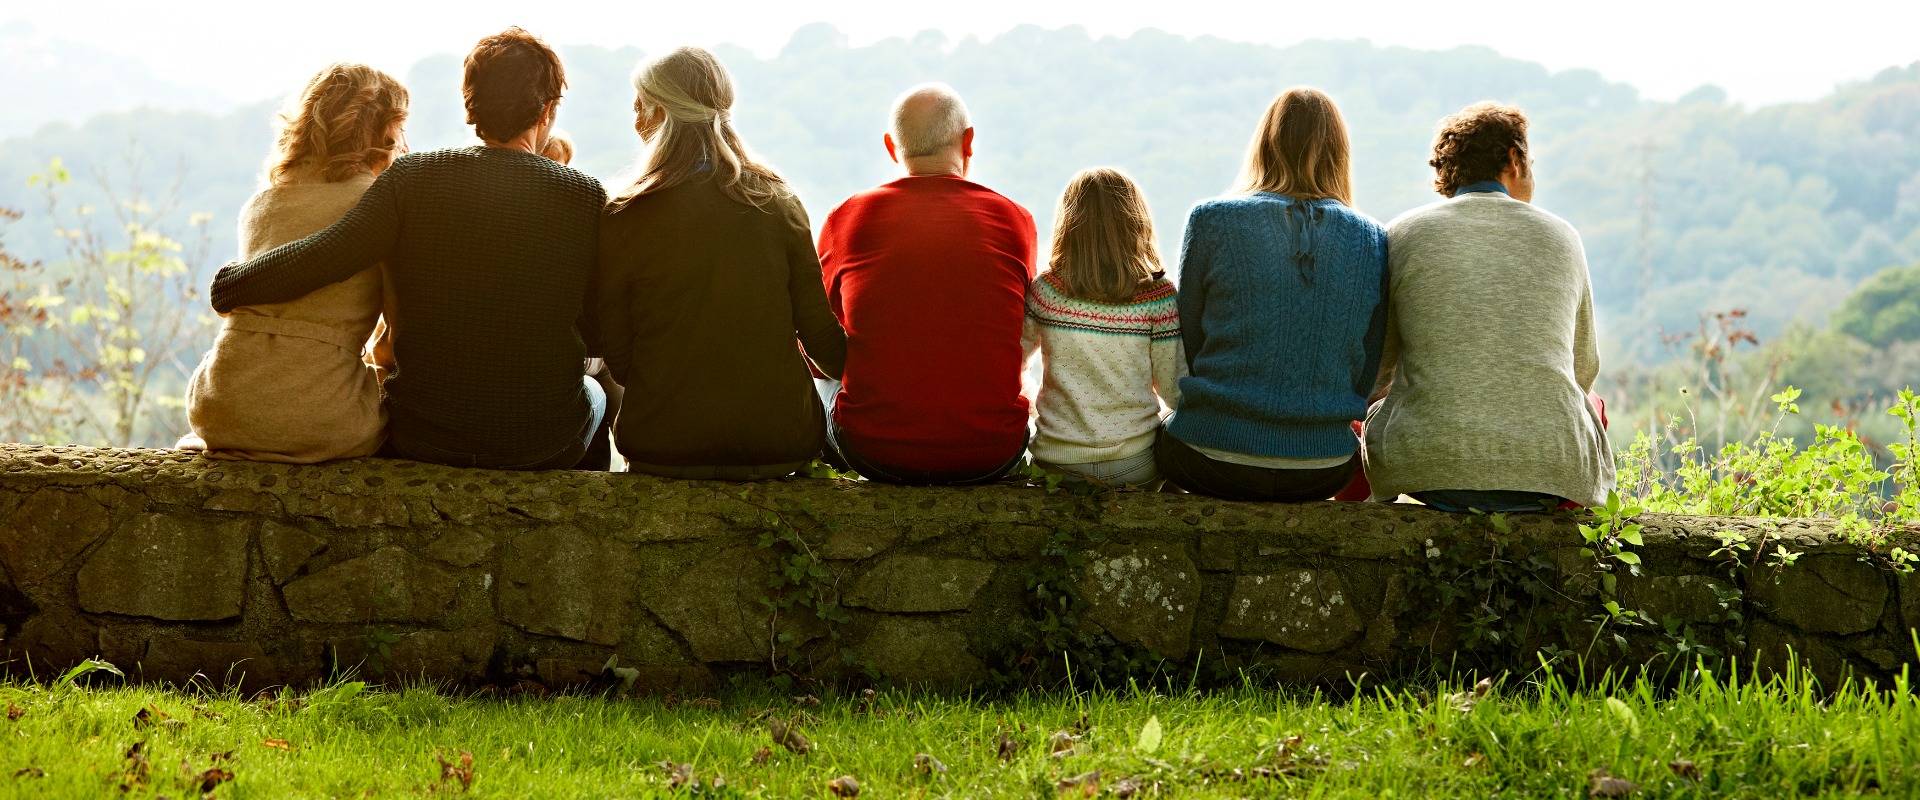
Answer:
[{"left": 268, "top": 63, "right": 409, "bottom": 186}]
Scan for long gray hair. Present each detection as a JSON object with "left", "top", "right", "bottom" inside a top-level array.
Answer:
[{"left": 609, "top": 47, "right": 784, "bottom": 211}]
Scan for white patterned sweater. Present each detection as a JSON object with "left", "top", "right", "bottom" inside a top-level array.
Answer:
[{"left": 1021, "top": 272, "right": 1186, "bottom": 465}]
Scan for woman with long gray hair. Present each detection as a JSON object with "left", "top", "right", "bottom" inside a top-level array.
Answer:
[{"left": 595, "top": 47, "right": 847, "bottom": 479}]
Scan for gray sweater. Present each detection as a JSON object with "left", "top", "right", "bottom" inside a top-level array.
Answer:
[{"left": 1362, "top": 192, "right": 1615, "bottom": 507}]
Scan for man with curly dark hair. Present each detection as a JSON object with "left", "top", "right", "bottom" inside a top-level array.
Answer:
[
  {"left": 1360, "top": 102, "right": 1615, "bottom": 513},
  {"left": 209, "top": 28, "right": 612, "bottom": 471}
]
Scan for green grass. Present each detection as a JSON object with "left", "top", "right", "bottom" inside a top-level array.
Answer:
[{"left": 0, "top": 662, "right": 1915, "bottom": 798}]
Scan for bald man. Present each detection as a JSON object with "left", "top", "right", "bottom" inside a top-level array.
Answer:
[{"left": 815, "top": 83, "right": 1038, "bottom": 486}]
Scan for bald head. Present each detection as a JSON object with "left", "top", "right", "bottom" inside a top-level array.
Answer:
[{"left": 889, "top": 83, "right": 971, "bottom": 160}]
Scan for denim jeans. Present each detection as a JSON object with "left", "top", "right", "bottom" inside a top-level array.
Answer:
[
  {"left": 1039, "top": 447, "right": 1161, "bottom": 489},
  {"left": 1413, "top": 489, "right": 1564, "bottom": 514},
  {"left": 388, "top": 376, "right": 610, "bottom": 471},
  {"left": 1155, "top": 428, "right": 1358, "bottom": 502}
]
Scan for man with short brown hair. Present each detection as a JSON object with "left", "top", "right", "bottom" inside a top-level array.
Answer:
[
  {"left": 211, "top": 28, "right": 611, "bottom": 470},
  {"left": 1361, "top": 101, "right": 1615, "bottom": 512}
]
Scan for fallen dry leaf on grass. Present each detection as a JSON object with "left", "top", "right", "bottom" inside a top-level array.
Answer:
[
  {"left": 209, "top": 749, "right": 235, "bottom": 764},
  {"left": 260, "top": 738, "right": 293, "bottom": 751},
  {"left": 11, "top": 767, "right": 43, "bottom": 779},
  {"left": 750, "top": 746, "right": 772, "bottom": 765},
  {"left": 1669, "top": 759, "right": 1701, "bottom": 781},
  {"left": 132, "top": 705, "right": 174, "bottom": 729},
  {"left": 792, "top": 694, "right": 821, "bottom": 707},
  {"left": 1049, "top": 730, "right": 1079, "bottom": 758},
  {"left": 435, "top": 748, "right": 475, "bottom": 792},
  {"left": 769, "top": 717, "right": 812, "bottom": 755},
  {"left": 855, "top": 688, "right": 877, "bottom": 716},
  {"left": 1462, "top": 752, "right": 1486, "bottom": 768},
  {"left": 5, "top": 702, "right": 21, "bottom": 721},
  {"left": 1109, "top": 776, "right": 1142, "bottom": 798},
  {"left": 1589, "top": 767, "right": 1640, "bottom": 797},
  {"left": 117, "top": 741, "right": 150, "bottom": 791},
  {"left": 995, "top": 731, "right": 1022, "bottom": 762},
  {"left": 1446, "top": 678, "right": 1496, "bottom": 712},
  {"left": 826, "top": 775, "right": 861, "bottom": 797},
  {"left": 912, "top": 753, "right": 947, "bottom": 775},
  {"left": 662, "top": 762, "right": 694, "bottom": 789},
  {"left": 193, "top": 767, "right": 234, "bottom": 793},
  {"left": 1056, "top": 770, "right": 1101, "bottom": 795}
]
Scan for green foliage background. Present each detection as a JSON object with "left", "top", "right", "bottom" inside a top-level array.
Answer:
[{"left": 4, "top": 25, "right": 1917, "bottom": 349}]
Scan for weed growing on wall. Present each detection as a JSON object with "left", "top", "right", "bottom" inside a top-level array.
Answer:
[{"left": 1617, "top": 386, "right": 1920, "bottom": 547}]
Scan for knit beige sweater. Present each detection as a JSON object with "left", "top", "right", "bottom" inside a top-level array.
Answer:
[
  {"left": 1362, "top": 192, "right": 1615, "bottom": 507},
  {"left": 178, "top": 170, "right": 387, "bottom": 463}
]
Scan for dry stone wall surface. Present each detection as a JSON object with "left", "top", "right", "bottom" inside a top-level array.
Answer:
[{"left": 0, "top": 443, "right": 1911, "bottom": 692}]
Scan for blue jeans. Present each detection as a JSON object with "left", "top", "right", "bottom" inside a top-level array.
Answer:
[{"left": 1414, "top": 489, "right": 1564, "bottom": 514}]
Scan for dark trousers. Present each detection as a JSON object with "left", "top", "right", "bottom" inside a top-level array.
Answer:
[
  {"left": 823, "top": 425, "right": 1026, "bottom": 487},
  {"left": 380, "top": 377, "right": 612, "bottom": 471},
  {"left": 1154, "top": 428, "right": 1359, "bottom": 502}
]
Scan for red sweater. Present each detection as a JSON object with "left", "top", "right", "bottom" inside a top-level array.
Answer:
[{"left": 818, "top": 176, "right": 1037, "bottom": 472}]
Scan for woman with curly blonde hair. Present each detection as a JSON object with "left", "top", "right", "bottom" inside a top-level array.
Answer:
[{"left": 180, "top": 62, "right": 408, "bottom": 463}]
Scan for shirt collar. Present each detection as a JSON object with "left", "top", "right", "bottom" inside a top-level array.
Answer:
[{"left": 1452, "top": 180, "right": 1509, "bottom": 197}]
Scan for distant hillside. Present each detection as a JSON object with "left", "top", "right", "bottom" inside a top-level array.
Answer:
[
  {"left": 0, "top": 21, "right": 239, "bottom": 139},
  {"left": 3, "top": 24, "right": 1916, "bottom": 360}
]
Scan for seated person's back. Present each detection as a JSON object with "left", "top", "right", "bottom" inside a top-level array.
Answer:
[
  {"left": 209, "top": 29, "right": 610, "bottom": 470},
  {"left": 375, "top": 148, "right": 604, "bottom": 460},
  {"left": 818, "top": 83, "right": 1037, "bottom": 478},
  {"left": 1363, "top": 101, "right": 1614, "bottom": 510}
]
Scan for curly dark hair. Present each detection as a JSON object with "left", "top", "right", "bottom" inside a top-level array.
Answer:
[
  {"left": 1428, "top": 102, "right": 1529, "bottom": 196},
  {"left": 463, "top": 27, "right": 566, "bottom": 143}
]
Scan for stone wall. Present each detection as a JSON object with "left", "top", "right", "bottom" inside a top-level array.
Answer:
[{"left": 1, "top": 444, "right": 1912, "bottom": 692}]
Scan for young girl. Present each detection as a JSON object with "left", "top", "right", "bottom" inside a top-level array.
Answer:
[{"left": 1022, "top": 167, "right": 1183, "bottom": 488}]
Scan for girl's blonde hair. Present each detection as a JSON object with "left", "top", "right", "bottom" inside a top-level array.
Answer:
[
  {"left": 1234, "top": 87, "right": 1353, "bottom": 205},
  {"left": 1048, "top": 168, "right": 1163, "bottom": 304},
  {"left": 610, "top": 47, "right": 784, "bottom": 211},
  {"left": 268, "top": 63, "right": 409, "bottom": 187}
]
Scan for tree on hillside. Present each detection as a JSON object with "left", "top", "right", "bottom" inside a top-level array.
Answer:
[{"left": 1833, "top": 262, "right": 1920, "bottom": 347}]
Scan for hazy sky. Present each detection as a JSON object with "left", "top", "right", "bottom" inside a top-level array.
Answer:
[{"left": 6, "top": 0, "right": 1918, "bottom": 107}]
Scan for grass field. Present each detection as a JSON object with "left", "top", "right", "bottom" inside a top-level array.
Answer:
[{"left": 0, "top": 661, "right": 1914, "bottom": 798}]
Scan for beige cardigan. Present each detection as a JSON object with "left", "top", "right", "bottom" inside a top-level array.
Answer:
[{"left": 178, "top": 170, "right": 387, "bottom": 463}]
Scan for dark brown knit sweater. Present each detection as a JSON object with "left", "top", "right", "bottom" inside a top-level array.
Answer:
[
  {"left": 209, "top": 146, "right": 607, "bottom": 463},
  {"left": 596, "top": 174, "right": 846, "bottom": 472}
]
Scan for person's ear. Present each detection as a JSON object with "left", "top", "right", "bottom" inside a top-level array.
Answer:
[
  {"left": 961, "top": 127, "right": 975, "bottom": 159},
  {"left": 884, "top": 133, "right": 900, "bottom": 164}
]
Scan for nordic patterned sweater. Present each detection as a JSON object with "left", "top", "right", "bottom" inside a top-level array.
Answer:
[{"left": 1020, "top": 271, "right": 1185, "bottom": 465}]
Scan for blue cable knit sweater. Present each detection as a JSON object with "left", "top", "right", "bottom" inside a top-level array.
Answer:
[{"left": 1167, "top": 193, "right": 1390, "bottom": 459}]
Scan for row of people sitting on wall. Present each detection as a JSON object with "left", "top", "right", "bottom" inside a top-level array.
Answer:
[{"left": 185, "top": 27, "right": 1615, "bottom": 514}]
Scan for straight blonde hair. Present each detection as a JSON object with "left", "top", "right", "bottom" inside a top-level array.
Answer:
[
  {"left": 1234, "top": 87, "right": 1353, "bottom": 205},
  {"left": 1048, "top": 168, "right": 1162, "bottom": 304},
  {"left": 610, "top": 47, "right": 784, "bottom": 211}
]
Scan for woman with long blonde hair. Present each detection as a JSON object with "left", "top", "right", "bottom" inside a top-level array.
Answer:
[
  {"left": 180, "top": 62, "right": 407, "bottom": 463},
  {"left": 595, "top": 46, "right": 846, "bottom": 479},
  {"left": 1022, "top": 167, "right": 1183, "bottom": 488},
  {"left": 1157, "top": 87, "right": 1389, "bottom": 501}
]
